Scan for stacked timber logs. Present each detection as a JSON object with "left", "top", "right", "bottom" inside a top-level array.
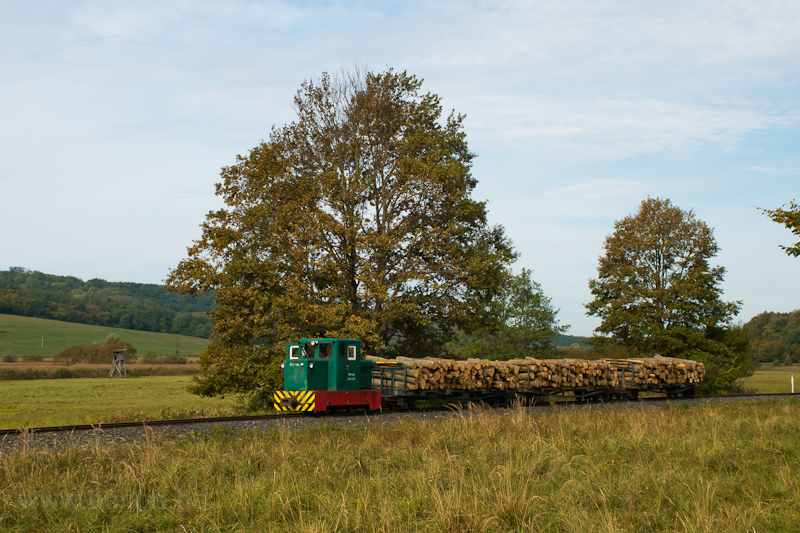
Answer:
[
  {"left": 629, "top": 356, "right": 706, "bottom": 385},
  {"left": 367, "top": 354, "right": 704, "bottom": 392}
]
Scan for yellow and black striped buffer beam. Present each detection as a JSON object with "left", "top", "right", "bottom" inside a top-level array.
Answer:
[{"left": 273, "top": 390, "right": 316, "bottom": 412}]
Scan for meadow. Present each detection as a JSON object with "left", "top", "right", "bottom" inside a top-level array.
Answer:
[
  {"left": 0, "top": 376, "right": 239, "bottom": 429},
  {"left": 739, "top": 363, "right": 799, "bottom": 394},
  {"left": 0, "top": 314, "right": 210, "bottom": 358},
  {"left": 1, "top": 399, "right": 799, "bottom": 531}
]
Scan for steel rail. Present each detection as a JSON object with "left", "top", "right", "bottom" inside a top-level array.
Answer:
[
  {"left": 0, "top": 413, "right": 298, "bottom": 437},
  {"left": 1, "top": 392, "right": 797, "bottom": 437}
]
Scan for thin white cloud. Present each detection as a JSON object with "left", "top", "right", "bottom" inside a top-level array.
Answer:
[
  {"left": 412, "top": 0, "right": 800, "bottom": 76},
  {"left": 71, "top": 7, "right": 152, "bottom": 39},
  {"left": 747, "top": 166, "right": 800, "bottom": 174},
  {"left": 175, "top": 85, "right": 297, "bottom": 124},
  {"left": 546, "top": 178, "right": 650, "bottom": 205},
  {"left": 461, "top": 97, "right": 791, "bottom": 158}
]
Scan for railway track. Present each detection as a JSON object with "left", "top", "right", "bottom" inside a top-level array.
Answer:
[
  {"left": 1, "top": 392, "right": 797, "bottom": 438},
  {"left": 0, "top": 412, "right": 296, "bottom": 438}
]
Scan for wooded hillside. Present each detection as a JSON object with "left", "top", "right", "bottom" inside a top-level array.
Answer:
[
  {"left": 0, "top": 268, "right": 214, "bottom": 338},
  {"left": 746, "top": 310, "right": 800, "bottom": 363}
]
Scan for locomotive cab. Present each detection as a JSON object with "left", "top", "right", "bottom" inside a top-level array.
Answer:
[{"left": 274, "top": 338, "right": 380, "bottom": 412}]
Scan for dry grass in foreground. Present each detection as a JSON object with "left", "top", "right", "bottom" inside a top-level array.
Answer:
[{"left": 2, "top": 399, "right": 799, "bottom": 532}]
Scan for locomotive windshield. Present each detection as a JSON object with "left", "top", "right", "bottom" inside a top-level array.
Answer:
[
  {"left": 301, "top": 343, "right": 314, "bottom": 359},
  {"left": 299, "top": 341, "right": 333, "bottom": 358}
]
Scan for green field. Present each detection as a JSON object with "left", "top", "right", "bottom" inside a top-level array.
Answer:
[
  {"left": 0, "top": 314, "right": 210, "bottom": 358},
  {"left": 0, "top": 376, "right": 238, "bottom": 429},
  {"left": 1, "top": 399, "right": 799, "bottom": 531},
  {"left": 739, "top": 364, "right": 799, "bottom": 393}
]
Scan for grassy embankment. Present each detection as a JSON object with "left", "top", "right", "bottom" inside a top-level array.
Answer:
[
  {"left": 0, "top": 314, "right": 210, "bottom": 358},
  {"left": 1, "top": 399, "right": 799, "bottom": 531},
  {"left": 0, "top": 376, "right": 240, "bottom": 429}
]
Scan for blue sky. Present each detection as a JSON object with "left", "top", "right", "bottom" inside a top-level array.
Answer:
[{"left": 1, "top": 1, "right": 798, "bottom": 336}]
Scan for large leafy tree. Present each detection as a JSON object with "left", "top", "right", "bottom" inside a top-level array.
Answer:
[
  {"left": 761, "top": 200, "right": 800, "bottom": 257},
  {"left": 168, "top": 69, "right": 516, "bottom": 403},
  {"left": 585, "top": 197, "right": 749, "bottom": 392}
]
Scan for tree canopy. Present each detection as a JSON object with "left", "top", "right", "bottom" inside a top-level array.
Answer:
[
  {"left": 168, "top": 68, "right": 517, "bottom": 402},
  {"left": 761, "top": 200, "right": 800, "bottom": 257},
  {"left": 446, "top": 268, "right": 568, "bottom": 360},
  {"left": 585, "top": 197, "right": 749, "bottom": 392}
]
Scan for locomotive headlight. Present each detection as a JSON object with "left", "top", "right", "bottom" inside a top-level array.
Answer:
[
  {"left": 309, "top": 363, "right": 314, "bottom": 369},
  {"left": 281, "top": 363, "right": 284, "bottom": 369}
]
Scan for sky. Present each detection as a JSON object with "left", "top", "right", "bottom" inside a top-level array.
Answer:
[{"left": 1, "top": 0, "right": 798, "bottom": 336}]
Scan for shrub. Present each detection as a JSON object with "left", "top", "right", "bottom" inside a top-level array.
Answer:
[
  {"left": 53, "top": 368, "right": 78, "bottom": 379},
  {"left": 142, "top": 350, "right": 158, "bottom": 360},
  {"left": 0, "top": 368, "right": 49, "bottom": 380},
  {"left": 27, "top": 355, "right": 44, "bottom": 362},
  {"left": 2, "top": 351, "right": 18, "bottom": 363},
  {"left": 54, "top": 341, "right": 138, "bottom": 365}
]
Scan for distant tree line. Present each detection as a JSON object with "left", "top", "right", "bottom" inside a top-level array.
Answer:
[
  {"left": 746, "top": 310, "right": 800, "bottom": 365},
  {"left": 0, "top": 268, "right": 214, "bottom": 338},
  {"left": 552, "top": 334, "right": 592, "bottom": 349}
]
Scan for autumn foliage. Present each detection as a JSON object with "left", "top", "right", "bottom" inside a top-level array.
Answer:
[
  {"left": 761, "top": 200, "right": 800, "bottom": 257},
  {"left": 168, "top": 69, "right": 517, "bottom": 402}
]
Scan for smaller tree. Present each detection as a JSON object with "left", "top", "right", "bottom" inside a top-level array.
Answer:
[
  {"left": 142, "top": 350, "right": 158, "bottom": 360},
  {"left": 761, "top": 200, "right": 800, "bottom": 257},
  {"left": 446, "top": 268, "right": 567, "bottom": 360},
  {"left": 103, "top": 333, "right": 122, "bottom": 345},
  {"left": 93, "top": 333, "right": 121, "bottom": 346}
]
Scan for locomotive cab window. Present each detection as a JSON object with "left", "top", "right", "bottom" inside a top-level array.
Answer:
[
  {"left": 289, "top": 346, "right": 299, "bottom": 360},
  {"left": 318, "top": 343, "right": 332, "bottom": 359},
  {"left": 347, "top": 345, "right": 357, "bottom": 361}
]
